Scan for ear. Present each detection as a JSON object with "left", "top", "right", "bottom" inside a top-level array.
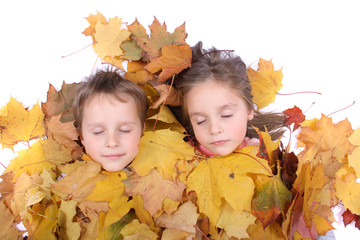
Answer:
[{"left": 248, "top": 109, "right": 254, "bottom": 121}]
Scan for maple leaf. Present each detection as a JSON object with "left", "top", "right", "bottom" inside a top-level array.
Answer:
[
  {"left": 0, "top": 200, "right": 24, "bottom": 239},
  {"left": 45, "top": 114, "right": 83, "bottom": 159},
  {"left": 58, "top": 200, "right": 81, "bottom": 240},
  {"left": 85, "top": 170, "right": 133, "bottom": 229},
  {"left": 93, "top": 17, "right": 131, "bottom": 59},
  {"left": 247, "top": 58, "right": 283, "bottom": 109},
  {"left": 274, "top": 145, "right": 299, "bottom": 190},
  {"left": 342, "top": 208, "right": 360, "bottom": 229},
  {"left": 254, "top": 127, "right": 280, "bottom": 172},
  {"left": 51, "top": 161, "right": 105, "bottom": 202},
  {"left": 82, "top": 11, "right": 107, "bottom": 38},
  {"left": 0, "top": 97, "right": 45, "bottom": 149},
  {"left": 217, "top": 201, "right": 256, "bottom": 239},
  {"left": 42, "top": 137, "right": 73, "bottom": 166},
  {"left": 334, "top": 165, "right": 360, "bottom": 215},
  {"left": 284, "top": 105, "right": 305, "bottom": 131},
  {"left": 251, "top": 165, "right": 292, "bottom": 229},
  {"left": 41, "top": 82, "right": 80, "bottom": 122},
  {"left": 23, "top": 202, "right": 58, "bottom": 240},
  {"left": 150, "top": 84, "right": 183, "bottom": 109},
  {"left": 145, "top": 44, "right": 192, "bottom": 82},
  {"left": 6, "top": 139, "right": 52, "bottom": 180},
  {"left": 123, "top": 169, "right": 185, "bottom": 216},
  {"left": 9, "top": 172, "right": 42, "bottom": 219},
  {"left": 155, "top": 201, "right": 199, "bottom": 234},
  {"left": 120, "top": 219, "right": 158, "bottom": 240},
  {"left": 132, "top": 17, "right": 187, "bottom": 61},
  {"left": 0, "top": 172, "right": 14, "bottom": 199},
  {"left": 125, "top": 61, "right": 155, "bottom": 83},
  {"left": 348, "top": 128, "right": 360, "bottom": 178},
  {"left": 130, "top": 129, "right": 194, "bottom": 180},
  {"left": 186, "top": 147, "right": 272, "bottom": 237},
  {"left": 298, "top": 114, "right": 354, "bottom": 178},
  {"left": 247, "top": 219, "right": 286, "bottom": 239}
]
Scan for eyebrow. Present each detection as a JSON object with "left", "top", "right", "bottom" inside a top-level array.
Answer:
[
  {"left": 85, "top": 121, "right": 138, "bottom": 128},
  {"left": 189, "top": 103, "right": 237, "bottom": 117}
]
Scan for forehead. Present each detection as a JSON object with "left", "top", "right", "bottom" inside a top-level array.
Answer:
[{"left": 186, "top": 80, "right": 244, "bottom": 108}]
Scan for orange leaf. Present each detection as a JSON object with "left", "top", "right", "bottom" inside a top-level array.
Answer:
[
  {"left": 145, "top": 44, "right": 192, "bottom": 82},
  {"left": 283, "top": 106, "right": 305, "bottom": 131}
]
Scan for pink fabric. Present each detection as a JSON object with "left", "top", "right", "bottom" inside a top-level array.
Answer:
[{"left": 198, "top": 137, "right": 259, "bottom": 157}]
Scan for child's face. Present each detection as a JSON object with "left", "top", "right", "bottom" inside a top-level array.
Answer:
[
  {"left": 186, "top": 79, "right": 254, "bottom": 156},
  {"left": 80, "top": 93, "right": 143, "bottom": 172}
]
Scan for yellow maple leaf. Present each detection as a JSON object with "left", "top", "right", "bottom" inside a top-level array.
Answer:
[
  {"left": 348, "top": 128, "right": 360, "bottom": 178},
  {"left": 334, "top": 165, "right": 360, "bottom": 215},
  {"left": 123, "top": 169, "right": 185, "bottom": 216},
  {"left": 186, "top": 147, "right": 272, "bottom": 237},
  {"left": 247, "top": 219, "right": 286, "bottom": 240},
  {"left": 145, "top": 44, "right": 192, "bottom": 82},
  {"left": 130, "top": 129, "right": 194, "bottom": 180},
  {"left": 6, "top": 139, "right": 52, "bottom": 180},
  {"left": 0, "top": 97, "right": 45, "bottom": 149},
  {"left": 58, "top": 200, "right": 81, "bottom": 240},
  {"left": 217, "top": 201, "right": 256, "bottom": 239},
  {"left": 120, "top": 219, "right": 158, "bottom": 240},
  {"left": 247, "top": 58, "right": 283, "bottom": 109},
  {"left": 85, "top": 171, "right": 132, "bottom": 228},
  {"left": 93, "top": 17, "right": 130, "bottom": 59}
]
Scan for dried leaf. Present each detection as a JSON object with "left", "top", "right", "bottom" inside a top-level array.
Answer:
[
  {"left": 0, "top": 97, "right": 45, "bottom": 149},
  {"left": 247, "top": 58, "right": 283, "bottom": 109},
  {"left": 124, "top": 169, "right": 185, "bottom": 216},
  {"left": 284, "top": 106, "right": 305, "bottom": 131}
]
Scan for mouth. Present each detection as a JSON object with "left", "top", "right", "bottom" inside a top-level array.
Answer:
[
  {"left": 102, "top": 154, "right": 125, "bottom": 160},
  {"left": 211, "top": 140, "right": 229, "bottom": 146}
]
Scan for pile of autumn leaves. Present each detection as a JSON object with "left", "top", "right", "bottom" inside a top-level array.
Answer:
[{"left": 1, "top": 12, "right": 360, "bottom": 240}]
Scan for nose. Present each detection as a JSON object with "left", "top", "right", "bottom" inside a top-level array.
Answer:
[
  {"left": 209, "top": 119, "right": 223, "bottom": 135},
  {"left": 105, "top": 132, "right": 120, "bottom": 148}
]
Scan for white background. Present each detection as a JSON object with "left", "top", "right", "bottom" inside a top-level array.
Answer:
[{"left": 1, "top": 0, "right": 360, "bottom": 238}]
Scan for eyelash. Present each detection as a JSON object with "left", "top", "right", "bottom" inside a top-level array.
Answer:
[
  {"left": 221, "top": 114, "right": 233, "bottom": 118},
  {"left": 120, "top": 129, "right": 131, "bottom": 133},
  {"left": 197, "top": 120, "right": 206, "bottom": 125}
]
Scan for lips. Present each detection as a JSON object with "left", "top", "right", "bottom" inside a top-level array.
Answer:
[
  {"left": 103, "top": 154, "right": 125, "bottom": 160},
  {"left": 211, "top": 140, "right": 229, "bottom": 146}
]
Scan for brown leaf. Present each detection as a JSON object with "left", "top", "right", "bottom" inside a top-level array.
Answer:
[
  {"left": 123, "top": 169, "right": 185, "bottom": 216},
  {"left": 132, "top": 17, "right": 187, "bottom": 61},
  {"left": 51, "top": 161, "right": 105, "bottom": 202},
  {"left": 283, "top": 106, "right": 305, "bottom": 131}
]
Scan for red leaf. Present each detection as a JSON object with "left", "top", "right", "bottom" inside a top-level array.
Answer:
[{"left": 283, "top": 106, "right": 305, "bottom": 130}]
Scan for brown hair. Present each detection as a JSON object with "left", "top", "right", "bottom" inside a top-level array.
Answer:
[
  {"left": 73, "top": 68, "right": 148, "bottom": 131},
  {"left": 174, "top": 41, "right": 286, "bottom": 140}
]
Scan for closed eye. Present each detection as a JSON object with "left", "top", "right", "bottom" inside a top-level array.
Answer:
[
  {"left": 119, "top": 129, "right": 131, "bottom": 133},
  {"left": 221, "top": 114, "right": 233, "bottom": 118},
  {"left": 197, "top": 119, "right": 206, "bottom": 125},
  {"left": 93, "top": 131, "right": 104, "bottom": 135}
]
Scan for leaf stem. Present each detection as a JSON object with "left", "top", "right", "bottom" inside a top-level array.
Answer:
[
  {"left": 194, "top": 225, "right": 210, "bottom": 240},
  {"left": 276, "top": 91, "right": 321, "bottom": 96},
  {"left": 61, "top": 42, "right": 96, "bottom": 58},
  {"left": 327, "top": 101, "right": 355, "bottom": 117}
]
